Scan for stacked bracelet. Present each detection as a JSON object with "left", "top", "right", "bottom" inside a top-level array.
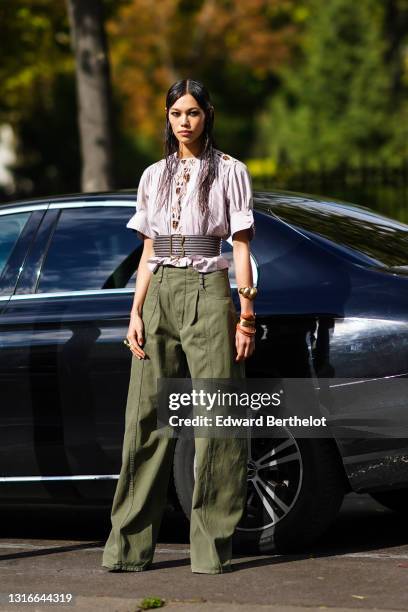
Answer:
[
  {"left": 240, "top": 312, "right": 256, "bottom": 320},
  {"left": 236, "top": 322, "right": 256, "bottom": 337},
  {"left": 236, "top": 311, "right": 256, "bottom": 337},
  {"left": 239, "top": 319, "right": 255, "bottom": 328}
]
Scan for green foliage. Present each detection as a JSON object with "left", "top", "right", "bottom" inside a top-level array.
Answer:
[
  {"left": 139, "top": 597, "right": 165, "bottom": 609},
  {"left": 0, "top": 1, "right": 72, "bottom": 122},
  {"left": 1, "top": 0, "right": 407, "bottom": 203},
  {"left": 0, "top": 0, "right": 139, "bottom": 199},
  {"left": 254, "top": 0, "right": 404, "bottom": 169}
]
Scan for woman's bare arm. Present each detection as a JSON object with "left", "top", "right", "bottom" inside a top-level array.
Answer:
[
  {"left": 233, "top": 230, "right": 255, "bottom": 361},
  {"left": 127, "top": 237, "right": 155, "bottom": 358}
]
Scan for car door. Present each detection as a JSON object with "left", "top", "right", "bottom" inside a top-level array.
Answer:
[
  {"left": 0, "top": 201, "right": 143, "bottom": 501},
  {"left": 0, "top": 206, "right": 48, "bottom": 491}
]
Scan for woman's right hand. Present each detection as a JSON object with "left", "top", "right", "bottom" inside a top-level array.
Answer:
[{"left": 127, "top": 311, "right": 146, "bottom": 359}]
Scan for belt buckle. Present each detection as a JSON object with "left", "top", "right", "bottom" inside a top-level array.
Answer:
[{"left": 169, "top": 234, "right": 185, "bottom": 258}]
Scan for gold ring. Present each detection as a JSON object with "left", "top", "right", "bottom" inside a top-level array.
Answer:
[{"left": 123, "top": 339, "right": 131, "bottom": 348}]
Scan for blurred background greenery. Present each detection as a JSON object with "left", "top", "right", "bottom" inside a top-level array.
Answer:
[{"left": 0, "top": 0, "right": 407, "bottom": 220}]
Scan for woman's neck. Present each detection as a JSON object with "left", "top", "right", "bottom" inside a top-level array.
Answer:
[{"left": 177, "top": 142, "right": 204, "bottom": 159}]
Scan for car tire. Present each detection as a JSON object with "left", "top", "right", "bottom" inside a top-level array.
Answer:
[
  {"left": 370, "top": 488, "right": 408, "bottom": 514},
  {"left": 173, "top": 433, "right": 347, "bottom": 554}
]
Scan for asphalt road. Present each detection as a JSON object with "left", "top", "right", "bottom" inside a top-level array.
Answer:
[{"left": 0, "top": 492, "right": 407, "bottom": 612}]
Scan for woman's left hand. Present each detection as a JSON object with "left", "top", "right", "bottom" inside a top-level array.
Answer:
[{"left": 235, "top": 328, "right": 255, "bottom": 361}]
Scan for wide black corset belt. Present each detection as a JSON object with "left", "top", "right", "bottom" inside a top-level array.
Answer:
[{"left": 153, "top": 234, "right": 222, "bottom": 257}]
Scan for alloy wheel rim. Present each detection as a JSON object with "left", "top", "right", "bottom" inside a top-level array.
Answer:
[{"left": 192, "top": 428, "right": 303, "bottom": 533}]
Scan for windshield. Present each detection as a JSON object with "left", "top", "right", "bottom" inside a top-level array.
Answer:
[{"left": 268, "top": 197, "right": 408, "bottom": 269}]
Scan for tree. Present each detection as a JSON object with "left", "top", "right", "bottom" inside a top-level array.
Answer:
[
  {"left": 0, "top": 1, "right": 78, "bottom": 200},
  {"left": 254, "top": 0, "right": 394, "bottom": 169},
  {"left": 105, "top": 0, "right": 301, "bottom": 158},
  {"left": 66, "top": 0, "right": 115, "bottom": 191}
]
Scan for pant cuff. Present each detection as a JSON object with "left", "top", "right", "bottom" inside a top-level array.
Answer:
[
  {"left": 102, "top": 562, "right": 151, "bottom": 572},
  {"left": 191, "top": 565, "right": 232, "bottom": 574}
]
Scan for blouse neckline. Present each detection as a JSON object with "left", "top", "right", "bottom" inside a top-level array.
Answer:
[{"left": 173, "top": 151, "right": 203, "bottom": 162}]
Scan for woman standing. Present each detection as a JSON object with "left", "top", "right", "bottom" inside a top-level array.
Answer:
[{"left": 102, "top": 79, "right": 257, "bottom": 574}]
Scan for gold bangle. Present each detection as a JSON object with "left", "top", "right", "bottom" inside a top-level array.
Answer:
[
  {"left": 239, "top": 318, "right": 256, "bottom": 328},
  {"left": 238, "top": 286, "right": 258, "bottom": 300}
]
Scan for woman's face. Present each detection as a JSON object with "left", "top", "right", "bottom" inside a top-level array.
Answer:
[{"left": 167, "top": 94, "right": 206, "bottom": 147}]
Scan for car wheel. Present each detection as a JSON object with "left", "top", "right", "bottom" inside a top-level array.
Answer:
[
  {"left": 173, "top": 431, "right": 346, "bottom": 554},
  {"left": 370, "top": 488, "right": 408, "bottom": 514}
]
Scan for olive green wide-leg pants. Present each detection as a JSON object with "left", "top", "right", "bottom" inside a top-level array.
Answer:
[{"left": 102, "top": 264, "right": 248, "bottom": 574}]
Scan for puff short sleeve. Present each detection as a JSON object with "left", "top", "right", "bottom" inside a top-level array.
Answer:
[
  {"left": 227, "top": 161, "right": 255, "bottom": 241},
  {"left": 126, "top": 167, "right": 154, "bottom": 240}
]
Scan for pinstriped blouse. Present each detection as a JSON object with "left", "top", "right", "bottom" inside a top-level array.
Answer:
[{"left": 126, "top": 149, "right": 255, "bottom": 273}]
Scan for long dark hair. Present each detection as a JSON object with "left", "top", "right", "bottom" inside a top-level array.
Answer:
[{"left": 156, "top": 79, "right": 219, "bottom": 223}]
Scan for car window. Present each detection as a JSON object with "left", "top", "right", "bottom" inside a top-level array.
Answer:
[
  {"left": 37, "top": 206, "right": 142, "bottom": 293},
  {"left": 0, "top": 211, "right": 31, "bottom": 278},
  {"left": 271, "top": 199, "right": 408, "bottom": 268}
]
